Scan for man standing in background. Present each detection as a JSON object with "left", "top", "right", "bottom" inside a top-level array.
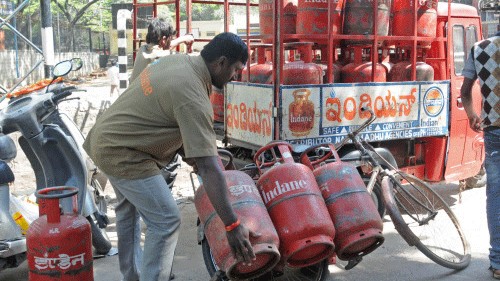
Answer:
[
  {"left": 107, "top": 59, "right": 119, "bottom": 97},
  {"left": 460, "top": 28, "right": 500, "bottom": 280},
  {"left": 129, "top": 17, "right": 194, "bottom": 83}
]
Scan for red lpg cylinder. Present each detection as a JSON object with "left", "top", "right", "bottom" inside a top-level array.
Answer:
[
  {"left": 27, "top": 186, "right": 93, "bottom": 281},
  {"left": 243, "top": 42, "right": 323, "bottom": 85},
  {"left": 300, "top": 144, "right": 384, "bottom": 260},
  {"left": 210, "top": 86, "right": 225, "bottom": 123},
  {"left": 329, "top": 62, "right": 342, "bottom": 83},
  {"left": 343, "top": 0, "right": 390, "bottom": 46},
  {"left": 242, "top": 44, "right": 273, "bottom": 83},
  {"left": 392, "top": 0, "right": 437, "bottom": 48},
  {"left": 296, "top": 0, "right": 344, "bottom": 46},
  {"left": 388, "top": 60, "right": 435, "bottom": 82},
  {"left": 341, "top": 47, "right": 386, "bottom": 82},
  {"left": 259, "top": 0, "right": 297, "bottom": 43},
  {"left": 319, "top": 63, "right": 341, "bottom": 83},
  {"left": 194, "top": 150, "right": 280, "bottom": 280},
  {"left": 283, "top": 61, "right": 323, "bottom": 85},
  {"left": 380, "top": 48, "right": 393, "bottom": 74},
  {"left": 255, "top": 142, "right": 335, "bottom": 268},
  {"left": 242, "top": 61, "right": 323, "bottom": 85},
  {"left": 242, "top": 62, "right": 273, "bottom": 84}
]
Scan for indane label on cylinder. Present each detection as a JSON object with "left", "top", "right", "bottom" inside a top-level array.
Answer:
[
  {"left": 261, "top": 179, "right": 307, "bottom": 204},
  {"left": 229, "top": 184, "right": 258, "bottom": 196},
  {"left": 34, "top": 252, "right": 86, "bottom": 270}
]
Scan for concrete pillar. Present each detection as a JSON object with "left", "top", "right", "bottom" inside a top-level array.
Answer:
[
  {"left": 40, "top": 0, "right": 55, "bottom": 78},
  {"left": 117, "top": 9, "right": 131, "bottom": 89}
]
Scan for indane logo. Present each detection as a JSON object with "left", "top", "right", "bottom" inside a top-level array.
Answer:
[
  {"left": 229, "top": 184, "right": 256, "bottom": 196},
  {"left": 261, "top": 179, "right": 307, "bottom": 204},
  {"left": 423, "top": 87, "right": 445, "bottom": 117}
]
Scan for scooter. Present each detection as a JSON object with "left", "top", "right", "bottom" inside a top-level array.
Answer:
[{"left": 0, "top": 58, "right": 112, "bottom": 271}]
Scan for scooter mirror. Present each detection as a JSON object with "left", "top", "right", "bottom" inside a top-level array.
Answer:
[
  {"left": 52, "top": 60, "right": 73, "bottom": 78},
  {"left": 71, "top": 58, "right": 83, "bottom": 71}
]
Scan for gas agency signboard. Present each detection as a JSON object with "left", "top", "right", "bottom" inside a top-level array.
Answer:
[
  {"left": 281, "top": 81, "right": 449, "bottom": 146},
  {"left": 225, "top": 82, "right": 275, "bottom": 147},
  {"left": 225, "top": 81, "right": 449, "bottom": 148}
]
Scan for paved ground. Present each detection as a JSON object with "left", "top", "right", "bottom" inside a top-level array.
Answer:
[
  {"left": 0, "top": 184, "right": 493, "bottom": 281},
  {"left": 0, "top": 76, "right": 495, "bottom": 280}
]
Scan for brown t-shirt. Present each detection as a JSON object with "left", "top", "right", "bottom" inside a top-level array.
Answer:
[{"left": 83, "top": 55, "right": 217, "bottom": 179}]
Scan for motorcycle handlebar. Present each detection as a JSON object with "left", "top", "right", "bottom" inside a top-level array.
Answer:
[
  {"left": 51, "top": 86, "right": 85, "bottom": 104},
  {"left": 51, "top": 86, "right": 77, "bottom": 96},
  {"left": 52, "top": 90, "right": 73, "bottom": 104}
]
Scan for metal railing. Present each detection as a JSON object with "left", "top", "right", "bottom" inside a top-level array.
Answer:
[{"left": 0, "top": 0, "right": 44, "bottom": 94}]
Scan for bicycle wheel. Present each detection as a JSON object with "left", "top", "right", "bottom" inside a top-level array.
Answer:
[
  {"left": 201, "top": 237, "right": 329, "bottom": 281},
  {"left": 381, "top": 172, "right": 471, "bottom": 270}
]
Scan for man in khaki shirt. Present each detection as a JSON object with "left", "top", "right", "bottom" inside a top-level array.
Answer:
[{"left": 84, "top": 33, "right": 255, "bottom": 281}]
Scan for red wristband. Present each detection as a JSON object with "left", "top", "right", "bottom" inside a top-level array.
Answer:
[{"left": 225, "top": 219, "right": 241, "bottom": 232}]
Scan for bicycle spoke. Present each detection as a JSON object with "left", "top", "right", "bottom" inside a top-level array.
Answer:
[{"left": 384, "top": 172, "right": 470, "bottom": 270}]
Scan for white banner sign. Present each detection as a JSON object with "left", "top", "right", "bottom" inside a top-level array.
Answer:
[
  {"left": 225, "top": 82, "right": 274, "bottom": 147},
  {"left": 281, "top": 81, "right": 449, "bottom": 145}
]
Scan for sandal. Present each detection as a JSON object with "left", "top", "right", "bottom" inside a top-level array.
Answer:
[{"left": 490, "top": 266, "right": 500, "bottom": 279}]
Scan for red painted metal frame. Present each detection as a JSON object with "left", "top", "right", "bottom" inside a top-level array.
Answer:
[
  {"left": 180, "top": 0, "right": 454, "bottom": 144},
  {"left": 269, "top": 0, "right": 451, "bottom": 141},
  {"left": 184, "top": 0, "right": 258, "bottom": 142},
  {"left": 129, "top": 0, "right": 486, "bottom": 183},
  {"left": 184, "top": 0, "right": 258, "bottom": 73}
]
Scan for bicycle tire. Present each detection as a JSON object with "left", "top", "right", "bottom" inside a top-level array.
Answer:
[
  {"left": 381, "top": 172, "right": 471, "bottom": 270},
  {"left": 201, "top": 237, "right": 329, "bottom": 281}
]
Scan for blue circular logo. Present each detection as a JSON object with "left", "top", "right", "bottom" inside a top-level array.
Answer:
[{"left": 423, "top": 87, "right": 444, "bottom": 117}]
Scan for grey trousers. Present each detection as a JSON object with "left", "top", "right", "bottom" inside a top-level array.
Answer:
[{"left": 106, "top": 173, "right": 181, "bottom": 281}]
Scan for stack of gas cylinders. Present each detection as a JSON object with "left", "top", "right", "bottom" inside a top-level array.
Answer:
[
  {"left": 243, "top": 0, "right": 437, "bottom": 84},
  {"left": 241, "top": 42, "right": 324, "bottom": 85},
  {"left": 194, "top": 144, "right": 384, "bottom": 279},
  {"left": 195, "top": 151, "right": 281, "bottom": 280},
  {"left": 385, "top": 0, "right": 437, "bottom": 82},
  {"left": 209, "top": 0, "right": 439, "bottom": 119}
]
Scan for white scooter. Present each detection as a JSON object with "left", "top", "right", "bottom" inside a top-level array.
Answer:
[{"left": 0, "top": 59, "right": 112, "bottom": 271}]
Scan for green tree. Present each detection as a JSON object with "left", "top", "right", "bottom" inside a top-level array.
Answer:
[
  {"left": 6, "top": 0, "right": 42, "bottom": 49},
  {"left": 13, "top": 0, "right": 112, "bottom": 51},
  {"left": 52, "top": 0, "right": 106, "bottom": 51},
  {"left": 79, "top": 0, "right": 114, "bottom": 32},
  {"left": 179, "top": 1, "right": 223, "bottom": 21}
]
